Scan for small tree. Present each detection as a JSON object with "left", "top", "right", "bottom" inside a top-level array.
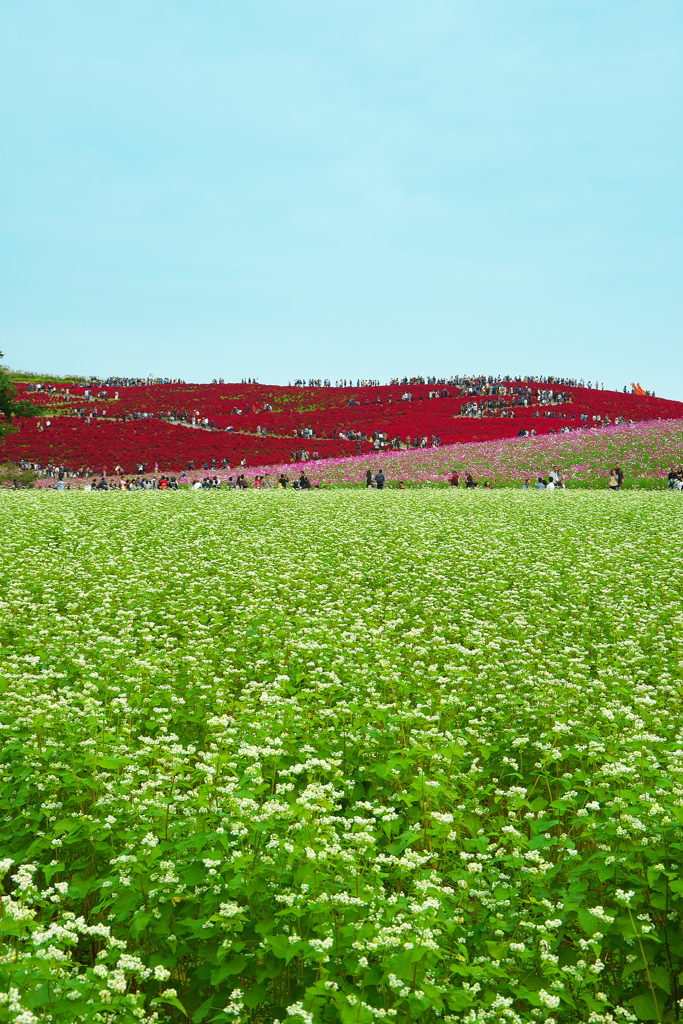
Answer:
[
  {"left": 0, "top": 463, "right": 38, "bottom": 488},
  {"left": 0, "top": 352, "right": 40, "bottom": 437}
]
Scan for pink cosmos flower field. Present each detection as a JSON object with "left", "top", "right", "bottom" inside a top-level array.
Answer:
[{"left": 244, "top": 418, "right": 683, "bottom": 487}]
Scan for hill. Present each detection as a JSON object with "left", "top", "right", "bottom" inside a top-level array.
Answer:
[{"left": 2, "top": 377, "right": 682, "bottom": 475}]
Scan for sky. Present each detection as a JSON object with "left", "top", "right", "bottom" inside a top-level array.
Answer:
[{"left": 1, "top": 1, "right": 682, "bottom": 396}]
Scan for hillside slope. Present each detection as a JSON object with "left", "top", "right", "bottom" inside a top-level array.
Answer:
[
  {"left": 246, "top": 417, "right": 683, "bottom": 487},
  {"left": 3, "top": 378, "right": 682, "bottom": 474}
]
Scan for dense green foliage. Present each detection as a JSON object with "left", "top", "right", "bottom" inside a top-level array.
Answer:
[
  {"left": 1, "top": 491, "right": 683, "bottom": 1024},
  {"left": 0, "top": 354, "right": 40, "bottom": 435},
  {"left": 1, "top": 364, "right": 87, "bottom": 384}
]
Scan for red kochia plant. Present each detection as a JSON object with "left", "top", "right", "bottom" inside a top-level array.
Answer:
[
  {"left": 0, "top": 419, "right": 359, "bottom": 473},
  {"left": 6, "top": 380, "right": 683, "bottom": 472}
]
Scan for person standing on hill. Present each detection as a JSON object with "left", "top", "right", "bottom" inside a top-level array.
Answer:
[
  {"left": 365, "top": 468, "right": 373, "bottom": 488},
  {"left": 615, "top": 465, "right": 624, "bottom": 489},
  {"left": 375, "top": 470, "right": 386, "bottom": 490}
]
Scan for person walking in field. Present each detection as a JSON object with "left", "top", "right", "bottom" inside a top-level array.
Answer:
[
  {"left": 615, "top": 464, "right": 624, "bottom": 489},
  {"left": 609, "top": 469, "right": 619, "bottom": 491},
  {"left": 375, "top": 470, "right": 386, "bottom": 490},
  {"left": 365, "top": 469, "right": 373, "bottom": 488}
]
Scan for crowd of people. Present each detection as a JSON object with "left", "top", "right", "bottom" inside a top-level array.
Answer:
[
  {"left": 23, "top": 373, "right": 658, "bottom": 396},
  {"left": 247, "top": 374, "right": 625, "bottom": 390},
  {"left": 23, "top": 377, "right": 186, "bottom": 390},
  {"left": 458, "top": 390, "right": 624, "bottom": 422},
  {"left": 72, "top": 471, "right": 319, "bottom": 491},
  {"left": 12, "top": 458, "right": 683, "bottom": 493},
  {"left": 97, "top": 377, "right": 185, "bottom": 387},
  {"left": 527, "top": 468, "right": 567, "bottom": 490},
  {"left": 289, "top": 449, "right": 321, "bottom": 463},
  {"left": 290, "top": 379, "right": 384, "bottom": 387},
  {"left": 14, "top": 448, "right": 681, "bottom": 496},
  {"left": 248, "top": 374, "right": 656, "bottom": 395},
  {"left": 461, "top": 398, "right": 529, "bottom": 418}
]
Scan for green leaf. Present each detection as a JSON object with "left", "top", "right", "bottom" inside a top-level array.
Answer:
[
  {"left": 95, "top": 756, "right": 122, "bottom": 769},
  {"left": 340, "top": 1002, "right": 374, "bottom": 1024},
  {"left": 191, "top": 995, "right": 216, "bottom": 1023},
  {"left": 485, "top": 941, "right": 508, "bottom": 958},
  {"left": 630, "top": 992, "right": 665, "bottom": 1021},
  {"left": 242, "top": 983, "right": 268, "bottom": 1008},
  {"left": 267, "top": 934, "right": 301, "bottom": 964},
  {"left": 156, "top": 993, "right": 189, "bottom": 1017},
  {"left": 445, "top": 989, "right": 475, "bottom": 1011},
  {"left": 131, "top": 911, "right": 152, "bottom": 937},
  {"left": 649, "top": 965, "right": 672, "bottom": 994},
  {"left": 42, "top": 861, "right": 65, "bottom": 883},
  {"left": 401, "top": 945, "right": 428, "bottom": 968},
  {"left": 209, "top": 957, "right": 247, "bottom": 985},
  {"left": 578, "top": 908, "right": 604, "bottom": 936}
]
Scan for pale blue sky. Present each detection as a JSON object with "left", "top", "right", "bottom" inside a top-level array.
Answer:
[{"left": 2, "top": 1, "right": 682, "bottom": 395}]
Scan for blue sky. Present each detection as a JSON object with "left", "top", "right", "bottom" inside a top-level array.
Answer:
[{"left": 2, "top": 1, "right": 682, "bottom": 395}]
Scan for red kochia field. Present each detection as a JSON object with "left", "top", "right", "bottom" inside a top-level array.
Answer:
[
  {"left": 2, "top": 418, "right": 353, "bottom": 473},
  {"left": 4, "top": 379, "right": 683, "bottom": 473}
]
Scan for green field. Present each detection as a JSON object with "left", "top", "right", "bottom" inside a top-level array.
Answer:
[{"left": 2, "top": 491, "right": 683, "bottom": 1024}]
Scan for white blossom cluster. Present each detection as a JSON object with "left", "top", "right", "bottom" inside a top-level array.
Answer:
[{"left": 0, "top": 489, "right": 681, "bottom": 1023}]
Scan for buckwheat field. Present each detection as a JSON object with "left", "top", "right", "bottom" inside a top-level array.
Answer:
[{"left": 2, "top": 490, "right": 683, "bottom": 1024}]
